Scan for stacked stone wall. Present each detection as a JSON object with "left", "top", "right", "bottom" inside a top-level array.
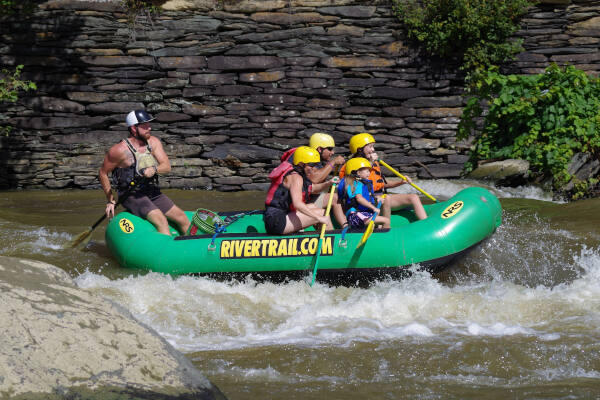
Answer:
[{"left": 0, "top": 0, "right": 598, "bottom": 190}]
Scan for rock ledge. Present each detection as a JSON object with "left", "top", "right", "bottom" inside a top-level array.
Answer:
[{"left": 0, "top": 256, "right": 226, "bottom": 400}]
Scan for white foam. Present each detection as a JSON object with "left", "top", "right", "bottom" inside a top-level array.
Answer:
[
  {"left": 0, "top": 224, "right": 72, "bottom": 256},
  {"left": 387, "top": 179, "right": 558, "bottom": 202},
  {"left": 73, "top": 246, "right": 600, "bottom": 353}
]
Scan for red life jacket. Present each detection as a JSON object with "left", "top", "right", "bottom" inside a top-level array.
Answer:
[{"left": 281, "top": 147, "right": 296, "bottom": 163}]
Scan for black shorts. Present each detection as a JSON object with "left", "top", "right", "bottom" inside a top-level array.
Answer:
[
  {"left": 122, "top": 190, "right": 175, "bottom": 218},
  {"left": 263, "top": 206, "right": 288, "bottom": 235}
]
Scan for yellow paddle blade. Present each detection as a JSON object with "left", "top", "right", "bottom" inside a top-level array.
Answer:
[
  {"left": 65, "top": 228, "right": 92, "bottom": 249},
  {"left": 357, "top": 220, "right": 375, "bottom": 248}
]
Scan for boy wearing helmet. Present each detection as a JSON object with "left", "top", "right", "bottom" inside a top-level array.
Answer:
[
  {"left": 264, "top": 146, "right": 335, "bottom": 235},
  {"left": 339, "top": 157, "right": 390, "bottom": 229},
  {"left": 342, "top": 133, "right": 427, "bottom": 221},
  {"left": 98, "top": 109, "right": 190, "bottom": 236}
]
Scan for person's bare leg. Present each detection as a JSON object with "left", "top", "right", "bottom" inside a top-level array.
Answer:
[
  {"left": 380, "top": 197, "right": 392, "bottom": 224},
  {"left": 407, "top": 194, "right": 427, "bottom": 220},
  {"left": 328, "top": 192, "right": 347, "bottom": 228},
  {"left": 387, "top": 194, "right": 427, "bottom": 220},
  {"left": 146, "top": 209, "right": 171, "bottom": 235},
  {"left": 307, "top": 203, "right": 334, "bottom": 230},
  {"left": 282, "top": 208, "right": 332, "bottom": 234},
  {"left": 165, "top": 205, "right": 191, "bottom": 234},
  {"left": 375, "top": 215, "right": 390, "bottom": 229}
]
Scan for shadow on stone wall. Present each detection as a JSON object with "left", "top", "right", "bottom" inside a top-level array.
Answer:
[
  {"left": 1, "top": 0, "right": 599, "bottom": 191},
  {"left": 0, "top": 3, "right": 94, "bottom": 189}
]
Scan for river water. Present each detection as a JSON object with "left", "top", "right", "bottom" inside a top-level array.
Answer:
[{"left": 1, "top": 180, "right": 599, "bottom": 399}]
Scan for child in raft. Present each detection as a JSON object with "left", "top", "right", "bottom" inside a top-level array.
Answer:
[{"left": 338, "top": 157, "right": 390, "bottom": 230}]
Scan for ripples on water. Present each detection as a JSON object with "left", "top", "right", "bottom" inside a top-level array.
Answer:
[
  {"left": 2, "top": 181, "right": 599, "bottom": 399},
  {"left": 73, "top": 242, "right": 600, "bottom": 398}
]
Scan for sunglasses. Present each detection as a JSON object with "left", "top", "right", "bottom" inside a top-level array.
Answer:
[{"left": 323, "top": 147, "right": 334, "bottom": 151}]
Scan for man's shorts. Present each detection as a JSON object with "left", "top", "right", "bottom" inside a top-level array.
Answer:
[
  {"left": 263, "top": 206, "right": 288, "bottom": 235},
  {"left": 122, "top": 190, "right": 175, "bottom": 218}
]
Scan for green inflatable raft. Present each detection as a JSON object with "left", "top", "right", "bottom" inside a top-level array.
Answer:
[{"left": 105, "top": 187, "right": 502, "bottom": 283}]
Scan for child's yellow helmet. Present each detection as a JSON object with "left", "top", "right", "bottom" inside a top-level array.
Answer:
[
  {"left": 349, "top": 133, "right": 375, "bottom": 154},
  {"left": 346, "top": 157, "right": 371, "bottom": 175}
]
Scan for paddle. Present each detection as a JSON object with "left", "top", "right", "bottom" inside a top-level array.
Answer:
[
  {"left": 357, "top": 195, "right": 385, "bottom": 248},
  {"left": 66, "top": 183, "right": 135, "bottom": 249},
  {"left": 310, "top": 179, "right": 337, "bottom": 286},
  {"left": 378, "top": 160, "right": 437, "bottom": 202}
]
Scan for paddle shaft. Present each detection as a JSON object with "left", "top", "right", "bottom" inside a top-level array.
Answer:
[
  {"left": 357, "top": 196, "right": 384, "bottom": 248},
  {"left": 88, "top": 184, "right": 132, "bottom": 231},
  {"left": 310, "top": 180, "right": 337, "bottom": 286},
  {"left": 378, "top": 160, "right": 437, "bottom": 202}
]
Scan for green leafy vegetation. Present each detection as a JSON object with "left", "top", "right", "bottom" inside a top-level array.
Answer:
[
  {"left": 458, "top": 64, "right": 600, "bottom": 197},
  {"left": 1, "top": 65, "right": 37, "bottom": 136},
  {"left": 0, "top": 0, "right": 38, "bottom": 16},
  {"left": 121, "top": 0, "right": 162, "bottom": 28},
  {"left": 392, "top": 0, "right": 534, "bottom": 72},
  {"left": 0, "top": 65, "right": 37, "bottom": 103}
]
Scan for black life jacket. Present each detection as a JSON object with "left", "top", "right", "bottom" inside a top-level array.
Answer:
[
  {"left": 112, "top": 138, "right": 158, "bottom": 196},
  {"left": 265, "top": 163, "right": 312, "bottom": 212}
]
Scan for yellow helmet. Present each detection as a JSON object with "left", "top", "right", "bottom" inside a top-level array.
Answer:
[
  {"left": 349, "top": 133, "right": 375, "bottom": 154},
  {"left": 309, "top": 132, "right": 335, "bottom": 149},
  {"left": 346, "top": 157, "right": 371, "bottom": 175},
  {"left": 293, "top": 146, "right": 320, "bottom": 165}
]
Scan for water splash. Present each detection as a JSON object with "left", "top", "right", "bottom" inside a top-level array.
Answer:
[
  {"left": 74, "top": 245, "right": 600, "bottom": 353},
  {"left": 448, "top": 209, "right": 585, "bottom": 287},
  {"left": 0, "top": 218, "right": 71, "bottom": 257},
  {"left": 389, "top": 179, "right": 557, "bottom": 202}
]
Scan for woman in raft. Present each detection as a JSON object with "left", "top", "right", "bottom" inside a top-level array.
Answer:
[
  {"left": 264, "top": 146, "right": 336, "bottom": 235},
  {"left": 341, "top": 133, "right": 427, "bottom": 221}
]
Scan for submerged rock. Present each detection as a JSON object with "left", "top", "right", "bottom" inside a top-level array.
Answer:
[{"left": 0, "top": 256, "right": 227, "bottom": 400}]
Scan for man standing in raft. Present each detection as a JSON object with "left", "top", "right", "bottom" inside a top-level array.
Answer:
[
  {"left": 98, "top": 109, "right": 190, "bottom": 236},
  {"left": 264, "top": 146, "right": 336, "bottom": 235}
]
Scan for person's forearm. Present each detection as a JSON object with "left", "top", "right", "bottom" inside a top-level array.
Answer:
[
  {"left": 308, "top": 164, "right": 332, "bottom": 183},
  {"left": 99, "top": 172, "right": 114, "bottom": 202},
  {"left": 156, "top": 161, "right": 170, "bottom": 174},
  {"left": 357, "top": 195, "right": 376, "bottom": 211},
  {"left": 312, "top": 180, "right": 333, "bottom": 194}
]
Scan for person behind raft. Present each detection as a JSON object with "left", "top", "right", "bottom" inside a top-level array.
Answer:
[
  {"left": 98, "top": 109, "right": 190, "bottom": 236},
  {"left": 305, "top": 132, "right": 347, "bottom": 228},
  {"left": 341, "top": 133, "right": 427, "bottom": 221},
  {"left": 264, "top": 146, "right": 336, "bottom": 235},
  {"left": 339, "top": 157, "right": 390, "bottom": 230}
]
